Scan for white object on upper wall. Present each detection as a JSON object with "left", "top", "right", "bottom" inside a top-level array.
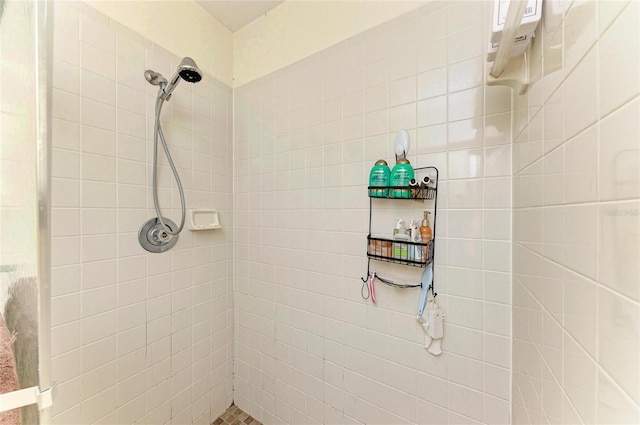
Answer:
[
  {"left": 394, "top": 130, "right": 410, "bottom": 159},
  {"left": 491, "top": 0, "right": 542, "bottom": 43},
  {"left": 188, "top": 209, "right": 221, "bottom": 231},
  {"left": 487, "top": 0, "right": 542, "bottom": 94},
  {"left": 486, "top": 0, "right": 542, "bottom": 64}
]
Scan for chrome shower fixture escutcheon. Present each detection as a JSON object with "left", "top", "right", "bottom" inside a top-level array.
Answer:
[{"left": 139, "top": 217, "right": 179, "bottom": 253}]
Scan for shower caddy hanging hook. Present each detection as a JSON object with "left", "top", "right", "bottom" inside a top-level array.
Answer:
[
  {"left": 395, "top": 149, "right": 407, "bottom": 162},
  {"left": 360, "top": 166, "right": 439, "bottom": 301}
]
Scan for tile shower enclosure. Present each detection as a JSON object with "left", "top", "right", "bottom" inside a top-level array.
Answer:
[{"left": 47, "top": 0, "right": 640, "bottom": 425}]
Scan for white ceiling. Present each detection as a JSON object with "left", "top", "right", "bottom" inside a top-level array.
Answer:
[{"left": 197, "top": 1, "right": 284, "bottom": 32}]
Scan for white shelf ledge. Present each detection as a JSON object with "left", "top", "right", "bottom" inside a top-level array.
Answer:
[{"left": 188, "top": 209, "right": 221, "bottom": 231}]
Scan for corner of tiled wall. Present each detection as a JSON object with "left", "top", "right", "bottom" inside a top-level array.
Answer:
[
  {"left": 233, "top": 2, "right": 513, "bottom": 424},
  {"left": 50, "top": 2, "right": 234, "bottom": 423},
  {"left": 512, "top": 0, "right": 640, "bottom": 423}
]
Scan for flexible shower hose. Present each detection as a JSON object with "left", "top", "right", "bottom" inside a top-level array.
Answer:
[{"left": 152, "top": 93, "right": 186, "bottom": 235}]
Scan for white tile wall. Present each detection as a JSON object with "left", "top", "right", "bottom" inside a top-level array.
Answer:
[
  {"left": 233, "top": 2, "right": 512, "bottom": 424},
  {"left": 46, "top": 2, "right": 640, "bottom": 424},
  {"left": 50, "top": 3, "right": 233, "bottom": 424},
  {"left": 512, "top": 1, "right": 640, "bottom": 424}
]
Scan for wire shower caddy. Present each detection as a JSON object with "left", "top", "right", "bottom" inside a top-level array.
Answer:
[{"left": 361, "top": 166, "right": 439, "bottom": 297}]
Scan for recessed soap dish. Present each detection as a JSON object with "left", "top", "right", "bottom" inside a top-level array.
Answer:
[{"left": 188, "top": 209, "right": 221, "bottom": 231}]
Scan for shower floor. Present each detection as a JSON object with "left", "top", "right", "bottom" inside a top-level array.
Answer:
[{"left": 212, "top": 404, "right": 262, "bottom": 425}]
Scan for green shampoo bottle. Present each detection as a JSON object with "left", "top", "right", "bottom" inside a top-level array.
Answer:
[
  {"left": 369, "top": 159, "right": 391, "bottom": 197},
  {"left": 390, "top": 158, "right": 414, "bottom": 198}
]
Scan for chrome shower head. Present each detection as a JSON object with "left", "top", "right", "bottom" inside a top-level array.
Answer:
[
  {"left": 161, "top": 57, "right": 202, "bottom": 100},
  {"left": 176, "top": 57, "right": 202, "bottom": 83}
]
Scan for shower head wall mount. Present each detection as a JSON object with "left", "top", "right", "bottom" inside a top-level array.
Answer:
[{"left": 144, "top": 70, "right": 167, "bottom": 87}]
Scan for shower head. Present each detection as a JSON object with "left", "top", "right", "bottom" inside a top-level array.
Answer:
[
  {"left": 161, "top": 57, "right": 202, "bottom": 100},
  {"left": 177, "top": 57, "right": 202, "bottom": 83}
]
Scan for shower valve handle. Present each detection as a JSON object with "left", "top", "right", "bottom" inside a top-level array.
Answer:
[{"left": 151, "top": 227, "right": 170, "bottom": 243}]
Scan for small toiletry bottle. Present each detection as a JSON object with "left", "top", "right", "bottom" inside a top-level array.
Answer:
[
  {"left": 390, "top": 158, "right": 414, "bottom": 198},
  {"left": 381, "top": 240, "right": 392, "bottom": 257},
  {"left": 419, "top": 176, "right": 432, "bottom": 199},
  {"left": 393, "top": 218, "right": 406, "bottom": 238},
  {"left": 409, "top": 179, "right": 419, "bottom": 199},
  {"left": 408, "top": 219, "right": 416, "bottom": 260},
  {"left": 420, "top": 211, "right": 432, "bottom": 242},
  {"left": 368, "top": 239, "right": 378, "bottom": 255},
  {"left": 369, "top": 160, "right": 391, "bottom": 197},
  {"left": 393, "top": 218, "right": 410, "bottom": 259},
  {"left": 419, "top": 211, "right": 432, "bottom": 261},
  {"left": 412, "top": 219, "right": 422, "bottom": 261}
]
